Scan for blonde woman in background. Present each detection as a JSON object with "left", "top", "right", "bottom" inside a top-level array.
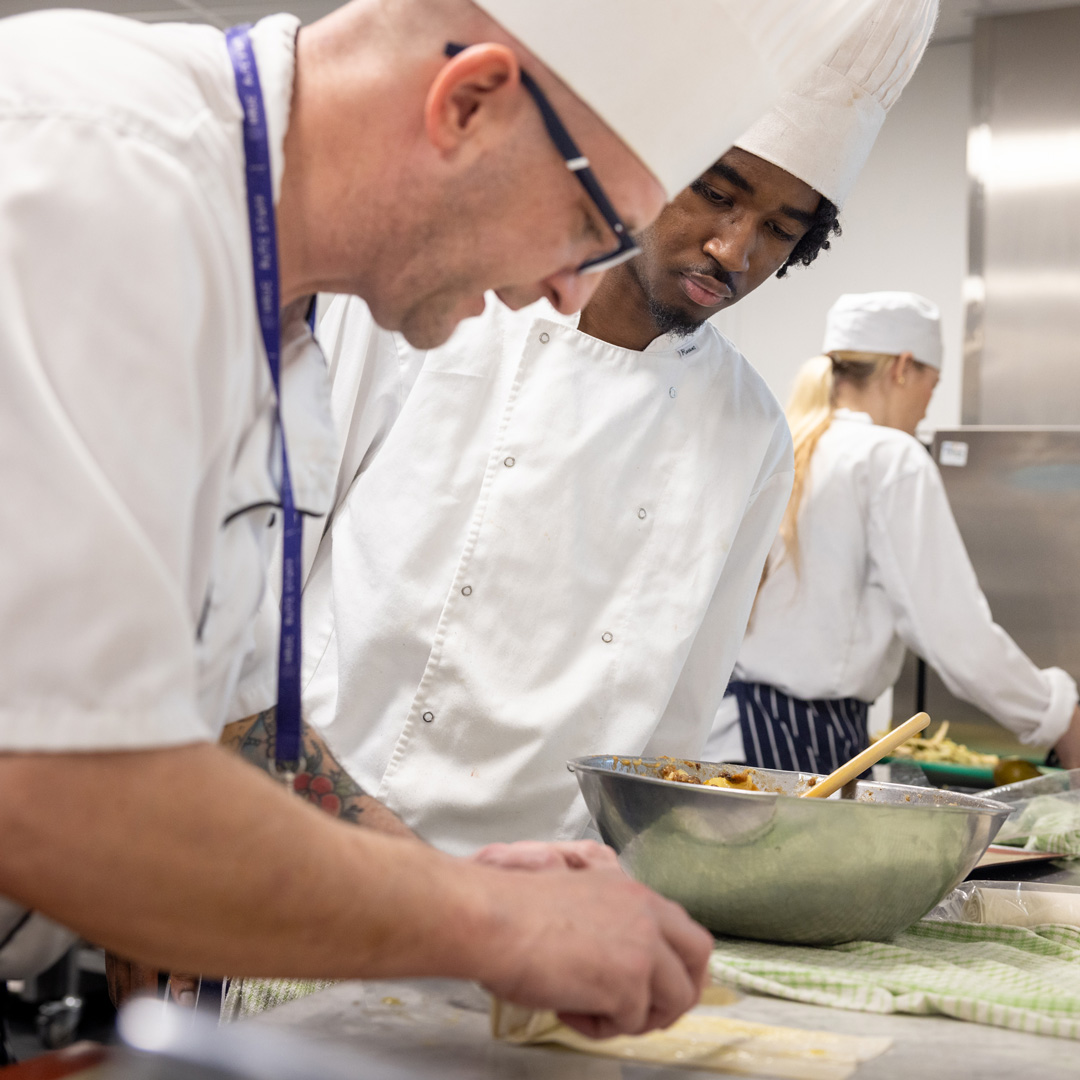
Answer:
[{"left": 706, "top": 291, "right": 1080, "bottom": 773}]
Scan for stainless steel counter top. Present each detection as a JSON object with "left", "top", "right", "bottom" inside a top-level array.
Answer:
[{"left": 250, "top": 976, "right": 1079, "bottom": 1079}]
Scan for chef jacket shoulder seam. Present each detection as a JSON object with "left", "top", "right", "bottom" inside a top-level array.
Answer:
[
  {"left": 0, "top": 100, "right": 219, "bottom": 158},
  {"left": 866, "top": 451, "right": 937, "bottom": 505}
]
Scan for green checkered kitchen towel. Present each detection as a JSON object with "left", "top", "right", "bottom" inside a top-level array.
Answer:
[
  {"left": 709, "top": 920, "right": 1080, "bottom": 1039},
  {"left": 221, "top": 976, "right": 335, "bottom": 1021}
]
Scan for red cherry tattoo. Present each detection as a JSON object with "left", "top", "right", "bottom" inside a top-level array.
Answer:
[{"left": 310, "top": 775, "right": 334, "bottom": 796}]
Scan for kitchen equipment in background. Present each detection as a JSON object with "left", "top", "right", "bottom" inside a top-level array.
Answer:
[
  {"left": 568, "top": 755, "right": 1011, "bottom": 945},
  {"left": 894, "top": 427, "right": 1080, "bottom": 758}
]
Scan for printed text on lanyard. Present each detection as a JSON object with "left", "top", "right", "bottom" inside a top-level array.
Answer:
[{"left": 226, "top": 24, "right": 303, "bottom": 773}]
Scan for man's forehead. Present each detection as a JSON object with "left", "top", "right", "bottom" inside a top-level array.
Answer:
[{"left": 702, "top": 149, "right": 821, "bottom": 219}]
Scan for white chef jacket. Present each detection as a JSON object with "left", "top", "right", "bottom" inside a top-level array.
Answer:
[
  {"left": 0, "top": 9, "right": 336, "bottom": 753},
  {"left": 707, "top": 410, "right": 1077, "bottom": 760},
  {"left": 236, "top": 295, "right": 794, "bottom": 854}
]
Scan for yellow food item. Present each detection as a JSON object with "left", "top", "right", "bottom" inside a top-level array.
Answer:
[
  {"left": 703, "top": 772, "right": 758, "bottom": 791},
  {"left": 657, "top": 761, "right": 759, "bottom": 791},
  {"left": 883, "top": 721, "right": 999, "bottom": 768}
]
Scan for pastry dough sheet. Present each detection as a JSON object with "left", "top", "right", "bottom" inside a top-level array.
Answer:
[{"left": 492, "top": 988, "right": 891, "bottom": 1080}]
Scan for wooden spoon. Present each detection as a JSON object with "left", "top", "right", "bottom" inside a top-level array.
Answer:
[{"left": 802, "top": 712, "right": 931, "bottom": 799}]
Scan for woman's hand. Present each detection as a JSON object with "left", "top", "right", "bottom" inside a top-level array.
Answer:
[{"left": 1053, "top": 704, "right": 1080, "bottom": 770}]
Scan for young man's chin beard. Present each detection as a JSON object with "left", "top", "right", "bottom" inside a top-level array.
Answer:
[{"left": 644, "top": 296, "right": 706, "bottom": 339}]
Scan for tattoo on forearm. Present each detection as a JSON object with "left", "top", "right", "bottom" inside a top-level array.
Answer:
[{"left": 223, "top": 708, "right": 370, "bottom": 825}]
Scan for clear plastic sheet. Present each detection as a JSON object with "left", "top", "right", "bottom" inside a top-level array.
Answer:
[
  {"left": 927, "top": 880, "right": 1080, "bottom": 927},
  {"left": 987, "top": 768, "right": 1080, "bottom": 855}
]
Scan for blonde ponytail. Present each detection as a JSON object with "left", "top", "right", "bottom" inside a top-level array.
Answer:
[
  {"left": 770, "top": 351, "right": 897, "bottom": 578},
  {"left": 778, "top": 355, "right": 835, "bottom": 574}
]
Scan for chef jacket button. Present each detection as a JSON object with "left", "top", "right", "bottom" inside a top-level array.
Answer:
[
  {"left": 504, "top": 456, "right": 516, "bottom": 468},
  {"left": 539, "top": 332, "right": 550, "bottom": 344},
  {"left": 601, "top": 632, "right": 613, "bottom": 643},
  {"left": 461, "top": 585, "right": 473, "bottom": 596},
  {"left": 422, "top": 710, "right": 435, "bottom": 723},
  {"left": 668, "top": 387, "right": 678, "bottom": 399},
  {"left": 638, "top": 508, "right": 647, "bottom": 520}
]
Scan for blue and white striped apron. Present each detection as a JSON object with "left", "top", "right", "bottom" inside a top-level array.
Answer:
[{"left": 727, "top": 680, "right": 870, "bottom": 775}]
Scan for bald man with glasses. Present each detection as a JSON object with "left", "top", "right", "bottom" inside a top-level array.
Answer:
[{"left": 0, "top": 0, "right": 877, "bottom": 1043}]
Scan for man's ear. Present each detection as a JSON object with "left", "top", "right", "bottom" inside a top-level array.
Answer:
[{"left": 424, "top": 43, "right": 522, "bottom": 156}]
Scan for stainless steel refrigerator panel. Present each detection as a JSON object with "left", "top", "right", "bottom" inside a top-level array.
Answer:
[{"left": 966, "top": 8, "right": 1080, "bottom": 426}]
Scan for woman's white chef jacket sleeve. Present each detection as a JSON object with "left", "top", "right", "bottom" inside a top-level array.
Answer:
[
  {"left": 0, "top": 115, "right": 233, "bottom": 751},
  {"left": 868, "top": 447, "right": 1077, "bottom": 746},
  {"left": 645, "top": 433, "right": 794, "bottom": 758}
]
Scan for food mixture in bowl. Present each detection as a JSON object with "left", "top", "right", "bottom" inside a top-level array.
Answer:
[{"left": 658, "top": 763, "right": 759, "bottom": 791}]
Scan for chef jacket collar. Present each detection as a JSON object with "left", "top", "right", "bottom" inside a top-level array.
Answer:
[
  {"left": 833, "top": 407, "right": 874, "bottom": 424},
  {"left": 248, "top": 14, "right": 299, "bottom": 204},
  {"left": 543, "top": 303, "right": 712, "bottom": 358},
  {"left": 228, "top": 17, "right": 337, "bottom": 519}
]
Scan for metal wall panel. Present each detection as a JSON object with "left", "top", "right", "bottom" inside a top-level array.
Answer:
[
  {"left": 893, "top": 427, "right": 1080, "bottom": 757},
  {"left": 965, "top": 7, "right": 1080, "bottom": 424}
]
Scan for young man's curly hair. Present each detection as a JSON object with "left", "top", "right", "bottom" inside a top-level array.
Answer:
[{"left": 776, "top": 196, "right": 841, "bottom": 278}]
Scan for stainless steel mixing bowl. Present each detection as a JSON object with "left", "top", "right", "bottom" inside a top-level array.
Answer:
[{"left": 569, "top": 755, "right": 1013, "bottom": 944}]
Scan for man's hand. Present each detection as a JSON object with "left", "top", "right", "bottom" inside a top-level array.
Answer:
[
  {"left": 471, "top": 839, "right": 619, "bottom": 872},
  {"left": 471, "top": 861, "right": 712, "bottom": 1039},
  {"left": 1, "top": 745, "right": 708, "bottom": 1040},
  {"left": 1053, "top": 704, "right": 1080, "bottom": 770}
]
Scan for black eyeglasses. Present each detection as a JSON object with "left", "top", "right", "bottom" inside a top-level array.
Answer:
[{"left": 445, "top": 43, "right": 641, "bottom": 275}]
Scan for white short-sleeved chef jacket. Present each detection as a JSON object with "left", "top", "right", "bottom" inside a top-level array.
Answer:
[
  {"left": 708, "top": 410, "right": 1077, "bottom": 759},
  {"left": 235, "top": 296, "right": 794, "bottom": 854},
  {"left": 0, "top": 10, "right": 336, "bottom": 753}
]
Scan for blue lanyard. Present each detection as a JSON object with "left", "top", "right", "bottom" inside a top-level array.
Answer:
[{"left": 226, "top": 25, "right": 303, "bottom": 770}]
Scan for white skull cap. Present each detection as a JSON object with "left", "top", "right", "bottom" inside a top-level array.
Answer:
[
  {"left": 823, "top": 291, "right": 943, "bottom": 369},
  {"left": 736, "top": 0, "right": 938, "bottom": 208},
  {"left": 472, "top": 0, "right": 882, "bottom": 199}
]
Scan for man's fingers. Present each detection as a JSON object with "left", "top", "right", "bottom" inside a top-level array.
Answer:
[
  {"left": 652, "top": 896, "right": 714, "bottom": 993},
  {"left": 553, "top": 840, "right": 620, "bottom": 870},
  {"left": 639, "top": 932, "right": 702, "bottom": 1033},
  {"left": 555, "top": 928, "right": 705, "bottom": 1040},
  {"left": 556, "top": 1011, "right": 621, "bottom": 1040},
  {"left": 168, "top": 973, "right": 201, "bottom": 1007},
  {"left": 471, "top": 842, "right": 564, "bottom": 871},
  {"left": 470, "top": 840, "right": 620, "bottom": 872},
  {"left": 478, "top": 863, "right": 712, "bottom": 1040}
]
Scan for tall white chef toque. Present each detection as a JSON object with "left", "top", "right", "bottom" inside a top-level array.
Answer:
[
  {"left": 472, "top": 0, "right": 882, "bottom": 200},
  {"left": 735, "top": 0, "right": 939, "bottom": 208},
  {"left": 823, "top": 291, "right": 944, "bottom": 369}
]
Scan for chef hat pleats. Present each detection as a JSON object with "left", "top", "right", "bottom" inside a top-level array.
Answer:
[
  {"left": 735, "top": 0, "right": 938, "bottom": 208},
  {"left": 823, "top": 292, "right": 944, "bottom": 370},
  {"left": 472, "top": 0, "right": 882, "bottom": 200}
]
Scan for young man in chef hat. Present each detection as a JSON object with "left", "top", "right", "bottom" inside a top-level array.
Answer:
[
  {"left": 0, "top": 0, "right": 886, "bottom": 1045},
  {"left": 219, "top": 0, "right": 937, "bottom": 985}
]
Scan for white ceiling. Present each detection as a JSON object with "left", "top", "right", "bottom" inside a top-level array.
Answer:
[
  {"left": 0, "top": 0, "right": 337, "bottom": 25},
  {"left": 0, "top": 0, "right": 1077, "bottom": 41}
]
